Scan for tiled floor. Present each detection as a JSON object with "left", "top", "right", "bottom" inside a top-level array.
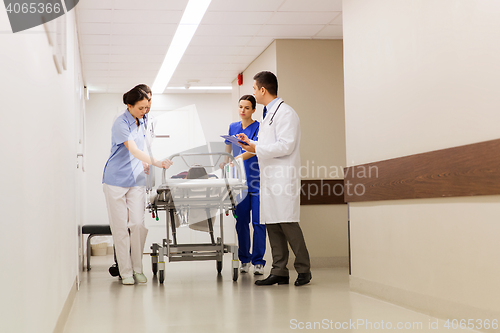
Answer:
[{"left": 63, "top": 255, "right": 479, "bottom": 333}]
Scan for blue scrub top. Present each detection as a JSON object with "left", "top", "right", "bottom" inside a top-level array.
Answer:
[
  {"left": 102, "top": 109, "right": 146, "bottom": 187},
  {"left": 225, "top": 121, "right": 260, "bottom": 193}
]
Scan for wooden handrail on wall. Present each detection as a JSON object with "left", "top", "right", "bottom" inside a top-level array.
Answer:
[
  {"left": 343, "top": 138, "right": 500, "bottom": 203},
  {"left": 300, "top": 179, "right": 346, "bottom": 205}
]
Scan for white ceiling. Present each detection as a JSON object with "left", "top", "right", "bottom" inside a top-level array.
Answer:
[{"left": 76, "top": 0, "right": 343, "bottom": 94}]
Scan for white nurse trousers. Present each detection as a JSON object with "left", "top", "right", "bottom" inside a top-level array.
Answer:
[{"left": 103, "top": 184, "right": 148, "bottom": 279}]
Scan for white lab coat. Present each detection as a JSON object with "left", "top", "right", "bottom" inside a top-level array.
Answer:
[{"left": 253, "top": 98, "right": 301, "bottom": 224}]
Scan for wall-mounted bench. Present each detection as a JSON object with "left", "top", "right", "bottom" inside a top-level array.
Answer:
[{"left": 82, "top": 224, "right": 112, "bottom": 271}]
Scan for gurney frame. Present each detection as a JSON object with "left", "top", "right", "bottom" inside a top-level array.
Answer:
[{"left": 148, "top": 152, "right": 246, "bottom": 283}]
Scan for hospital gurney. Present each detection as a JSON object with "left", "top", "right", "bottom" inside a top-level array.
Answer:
[{"left": 147, "top": 152, "right": 247, "bottom": 283}]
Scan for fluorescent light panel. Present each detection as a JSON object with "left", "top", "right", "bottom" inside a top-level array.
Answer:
[{"left": 152, "top": 0, "right": 212, "bottom": 94}]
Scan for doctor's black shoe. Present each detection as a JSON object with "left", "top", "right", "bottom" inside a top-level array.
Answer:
[
  {"left": 255, "top": 274, "right": 289, "bottom": 286},
  {"left": 294, "top": 272, "right": 312, "bottom": 286}
]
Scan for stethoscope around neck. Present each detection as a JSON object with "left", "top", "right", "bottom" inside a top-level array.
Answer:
[{"left": 267, "top": 101, "right": 284, "bottom": 125}]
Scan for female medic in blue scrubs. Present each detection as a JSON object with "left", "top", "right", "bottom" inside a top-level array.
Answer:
[
  {"left": 102, "top": 86, "right": 172, "bottom": 285},
  {"left": 223, "top": 95, "right": 266, "bottom": 275}
]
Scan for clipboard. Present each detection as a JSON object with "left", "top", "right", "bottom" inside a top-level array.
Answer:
[{"left": 221, "top": 135, "right": 248, "bottom": 145}]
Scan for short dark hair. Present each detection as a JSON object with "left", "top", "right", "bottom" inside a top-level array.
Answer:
[
  {"left": 253, "top": 71, "right": 278, "bottom": 96},
  {"left": 123, "top": 86, "right": 150, "bottom": 106},
  {"left": 239, "top": 94, "right": 256, "bottom": 109},
  {"left": 133, "top": 84, "right": 152, "bottom": 96}
]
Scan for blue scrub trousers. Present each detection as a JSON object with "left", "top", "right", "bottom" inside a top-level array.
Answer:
[{"left": 235, "top": 192, "right": 266, "bottom": 266}]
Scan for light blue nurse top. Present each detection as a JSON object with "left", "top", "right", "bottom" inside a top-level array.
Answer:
[{"left": 102, "top": 109, "right": 146, "bottom": 187}]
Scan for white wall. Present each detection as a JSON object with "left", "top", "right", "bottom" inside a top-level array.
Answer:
[
  {"left": 344, "top": 0, "right": 500, "bottom": 165},
  {"left": 344, "top": 0, "right": 500, "bottom": 321},
  {"left": 276, "top": 40, "right": 346, "bottom": 174},
  {"left": 84, "top": 93, "right": 234, "bottom": 247},
  {"left": 0, "top": 10, "right": 82, "bottom": 333},
  {"left": 232, "top": 41, "right": 277, "bottom": 122}
]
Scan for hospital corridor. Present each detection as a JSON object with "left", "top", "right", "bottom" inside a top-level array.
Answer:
[
  {"left": 1, "top": 0, "right": 500, "bottom": 332},
  {"left": 62, "top": 255, "right": 480, "bottom": 333}
]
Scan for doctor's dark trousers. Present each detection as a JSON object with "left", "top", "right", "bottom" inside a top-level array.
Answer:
[
  {"left": 235, "top": 192, "right": 266, "bottom": 266},
  {"left": 266, "top": 222, "right": 311, "bottom": 276}
]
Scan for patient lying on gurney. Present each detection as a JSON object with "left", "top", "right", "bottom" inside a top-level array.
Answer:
[{"left": 153, "top": 165, "right": 220, "bottom": 232}]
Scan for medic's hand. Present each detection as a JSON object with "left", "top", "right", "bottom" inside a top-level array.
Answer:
[
  {"left": 236, "top": 133, "right": 256, "bottom": 153},
  {"left": 143, "top": 162, "right": 150, "bottom": 175},
  {"left": 236, "top": 133, "right": 249, "bottom": 145},
  {"left": 219, "top": 161, "right": 234, "bottom": 169},
  {"left": 154, "top": 159, "right": 173, "bottom": 169},
  {"left": 161, "top": 159, "right": 173, "bottom": 169}
]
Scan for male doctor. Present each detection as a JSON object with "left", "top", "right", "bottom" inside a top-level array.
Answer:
[{"left": 237, "top": 71, "right": 312, "bottom": 286}]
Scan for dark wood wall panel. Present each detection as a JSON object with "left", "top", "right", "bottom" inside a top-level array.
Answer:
[
  {"left": 344, "top": 138, "right": 500, "bottom": 202},
  {"left": 300, "top": 179, "right": 346, "bottom": 205}
]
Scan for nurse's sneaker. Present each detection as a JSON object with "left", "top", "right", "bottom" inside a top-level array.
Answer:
[
  {"left": 133, "top": 272, "right": 148, "bottom": 283},
  {"left": 240, "top": 262, "right": 251, "bottom": 273},
  {"left": 254, "top": 264, "right": 264, "bottom": 275},
  {"left": 122, "top": 276, "right": 135, "bottom": 285}
]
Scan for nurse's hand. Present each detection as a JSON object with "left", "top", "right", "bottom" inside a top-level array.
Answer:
[
  {"left": 236, "top": 133, "right": 256, "bottom": 153},
  {"left": 154, "top": 159, "right": 173, "bottom": 169},
  {"left": 219, "top": 161, "right": 234, "bottom": 169},
  {"left": 161, "top": 159, "right": 173, "bottom": 169},
  {"left": 143, "top": 162, "right": 150, "bottom": 175}
]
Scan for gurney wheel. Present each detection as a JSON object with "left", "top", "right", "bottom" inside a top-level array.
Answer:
[
  {"left": 232, "top": 268, "right": 238, "bottom": 282},
  {"left": 152, "top": 263, "right": 157, "bottom": 276},
  {"left": 216, "top": 260, "right": 222, "bottom": 274},
  {"left": 159, "top": 270, "right": 165, "bottom": 284}
]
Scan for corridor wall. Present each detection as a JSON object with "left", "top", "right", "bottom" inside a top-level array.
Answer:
[
  {"left": 344, "top": 0, "right": 500, "bottom": 321},
  {"left": 0, "top": 10, "right": 83, "bottom": 333}
]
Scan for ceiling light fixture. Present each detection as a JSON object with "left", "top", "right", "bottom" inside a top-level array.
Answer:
[{"left": 152, "top": 0, "right": 212, "bottom": 94}]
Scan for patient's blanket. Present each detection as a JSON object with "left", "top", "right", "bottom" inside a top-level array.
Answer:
[{"left": 155, "top": 165, "right": 220, "bottom": 232}]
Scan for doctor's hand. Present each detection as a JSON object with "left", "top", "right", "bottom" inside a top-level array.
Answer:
[{"left": 236, "top": 133, "right": 256, "bottom": 153}]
